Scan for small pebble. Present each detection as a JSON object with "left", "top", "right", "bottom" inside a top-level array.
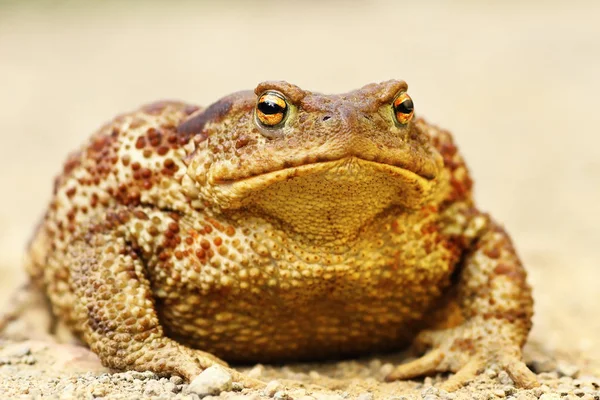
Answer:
[
  {"left": 187, "top": 365, "right": 233, "bottom": 398},
  {"left": 557, "top": 362, "right": 580, "bottom": 378},
  {"left": 274, "top": 391, "right": 292, "bottom": 400},
  {"left": 379, "top": 363, "right": 394, "bottom": 376},
  {"left": 514, "top": 394, "right": 536, "bottom": 400},
  {"left": 439, "top": 390, "right": 456, "bottom": 400},
  {"left": 265, "top": 380, "right": 283, "bottom": 397},
  {"left": 289, "top": 388, "right": 308, "bottom": 398},
  {"left": 533, "top": 384, "right": 550, "bottom": 397},
  {"left": 22, "top": 355, "right": 36, "bottom": 365},
  {"left": 529, "top": 358, "right": 557, "bottom": 373},
  {"left": 497, "top": 370, "right": 514, "bottom": 386},
  {"left": 313, "top": 394, "right": 345, "bottom": 400},
  {"left": 164, "top": 381, "right": 178, "bottom": 393},
  {"left": 247, "top": 364, "right": 264, "bottom": 379},
  {"left": 143, "top": 380, "right": 164, "bottom": 396},
  {"left": 170, "top": 375, "right": 184, "bottom": 385},
  {"left": 485, "top": 368, "right": 498, "bottom": 378},
  {"left": 539, "top": 394, "right": 561, "bottom": 400},
  {"left": 578, "top": 375, "right": 600, "bottom": 388},
  {"left": 2, "top": 344, "right": 31, "bottom": 358},
  {"left": 356, "top": 393, "right": 374, "bottom": 400},
  {"left": 229, "top": 395, "right": 260, "bottom": 400}
]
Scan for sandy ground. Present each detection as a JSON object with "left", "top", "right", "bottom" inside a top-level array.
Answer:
[{"left": 0, "top": 1, "right": 598, "bottom": 398}]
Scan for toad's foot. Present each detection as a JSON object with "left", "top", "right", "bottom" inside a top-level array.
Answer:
[
  {"left": 385, "top": 320, "right": 539, "bottom": 391},
  {"left": 137, "top": 341, "right": 264, "bottom": 389}
]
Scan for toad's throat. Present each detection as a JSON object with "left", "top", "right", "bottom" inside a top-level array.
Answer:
[{"left": 216, "top": 157, "right": 437, "bottom": 242}]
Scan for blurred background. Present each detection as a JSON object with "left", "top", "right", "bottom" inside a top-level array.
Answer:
[{"left": 0, "top": 0, "right": 598, "bottom": 372}]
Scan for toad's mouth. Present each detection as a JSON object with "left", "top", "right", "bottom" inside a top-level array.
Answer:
[
  {"left": 212, "top": 154, "right": 437, "bottom": 185},
  {"left": 207, "top": 156, "right": 439, "bottom": 211}
]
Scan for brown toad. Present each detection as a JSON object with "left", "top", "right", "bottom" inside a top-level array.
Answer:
[{"left": 15, "top": 81, "right": 538, "bottom": 390}]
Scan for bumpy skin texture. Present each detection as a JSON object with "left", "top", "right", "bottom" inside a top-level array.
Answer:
[{"left": 24, "top": 80, "right": 538, "bottom": 390}]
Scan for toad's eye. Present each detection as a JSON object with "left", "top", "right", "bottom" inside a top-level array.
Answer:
[
  {"left": 256, "top": 91, "right": 288, "bottom": 127},
  {"left": 392, "top": 92, "right": 414, "bottom": 125}
]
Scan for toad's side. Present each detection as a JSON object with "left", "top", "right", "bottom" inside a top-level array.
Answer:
[{"left": 14, "top": 81, "right": 537, "bottom": 391}]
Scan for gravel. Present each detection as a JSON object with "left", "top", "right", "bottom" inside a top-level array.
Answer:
[{"left": 0, "top": 339, "right": 598, "bottom": 399}]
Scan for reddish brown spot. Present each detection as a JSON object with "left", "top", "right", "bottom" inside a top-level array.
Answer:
[
  {"left": 484, "top": 247, "right": 501, "bottom": 259},
  {"left": 131, "top": 162, "right": 141, "bottom": 171},
  {"left": 195, "top": 249, "right": 206, "bottom": 259},
  {"left": 235, "top": 135, "right": 251, "bottom": 149},
  {"left": 65, "top": 187, "right": 77, "bottom": 198},
  {"left": 147, "top": 128, "right": 162, "bottom": 147},
  {"left": 168, "top": 222, "right": 180, "bottom": 233},
  {"left": 140, "top": 168, "right": 152, "bottom": 179},
  {"left": 494, "top": 263, "right": 513, "bottom": 275},
  {"left": 213, "top": 237, "right": 222, "bottom": 246},
  {"left": 391, "top": 220, "right": 403, "bottom": 234},
  {"left": 143, "top": 149, "right": 152, "bottom": 158},
  {"left": 133, "top": 210, "right": 149, "bottom": 220},
  {"left": 225, "top": 226, "right": 235, "bottom": 237},
  {"left": 207, "top": 218, "right": 224, "bottom": 232},
  {"left": 91, "top": 136, "right": 110, "bottom": 152},
  {"left": 157, "top": 146, "right": 169, "bottom": 156},
  {"left": 493, "top": 263, "right": 525, "bottom": 281},
  {"left": 200, "top": 239, "right": 210, "bottom": 250},
  {"left": 420, "top": 223, "right": 437, "bottom": 235},
  {"left": 135, "top": 137, "right": 146, "bottom": 149},
  {"left": 158, "top": 251, "right": 170, "bottom": 262},
  {"left": 63, "top": 152, "right": 82, "bottom": 176},
  {"left": 451, "top": 338, "right": 475, "bottom": 353},
  {"left": 167, "top": 134, "right": 178, "bottom": 144}
]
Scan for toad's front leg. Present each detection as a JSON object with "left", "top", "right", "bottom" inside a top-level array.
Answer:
[
  {"left": 65, "top": 232, "right": 262, "bottom": 388},
  {"left": 386, "top": 214, "right": 539, "bottom": 391}
]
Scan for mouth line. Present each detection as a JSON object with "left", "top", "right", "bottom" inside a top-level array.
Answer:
[{"left": 213, "top": 156, "right": 436, "bottom": 185}]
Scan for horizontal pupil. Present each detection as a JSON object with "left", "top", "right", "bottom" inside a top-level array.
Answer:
[
  {"left": 258, "top": 99, "right": 285, "bottom": 115},
  {"left": 395, "top": 99, "right": 414, "bottom": 114}
]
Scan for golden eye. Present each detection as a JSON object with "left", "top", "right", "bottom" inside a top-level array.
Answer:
[
  {"left": 392, "top": 92, "right": 414, "bottom": 125},
  {"left": 256, "top": 91, "right": 288, "bottom": 127}
]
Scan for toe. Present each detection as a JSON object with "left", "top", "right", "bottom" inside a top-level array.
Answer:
[
  {"left": 502, "top": 356, "right": 539, "bottom": 389},
  {"left": 385, "top": 349, "right": 444, "bottom": 381},
  {"left": 439, "top": 358, "right": 482, "bottom": 391},
  {"left": 229, "top": 369, "right": 265, "bottom": 389}
]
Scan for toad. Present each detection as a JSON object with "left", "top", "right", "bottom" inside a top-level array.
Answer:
[{"left": 13, "top": 81, "right": 538, "bottom": 390}]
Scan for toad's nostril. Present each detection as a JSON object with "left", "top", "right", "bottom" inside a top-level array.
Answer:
[{"left": 322, "top": 116, "right": 331, "bottom": 122}]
